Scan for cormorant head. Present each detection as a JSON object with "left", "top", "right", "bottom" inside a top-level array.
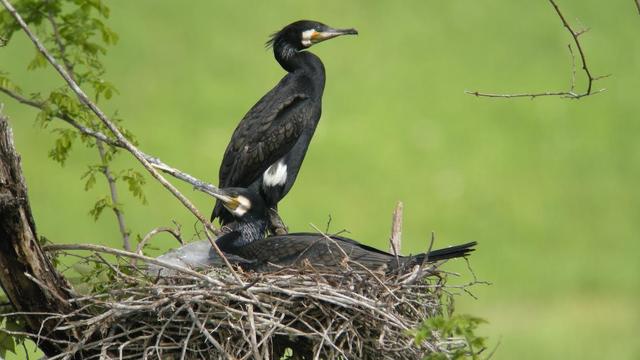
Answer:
[
  {"left": 213, "top": 187, "right": 266, "bottom": 221},
  {"left": 267, "top": 20, "right": 358, "bottom": 56}
]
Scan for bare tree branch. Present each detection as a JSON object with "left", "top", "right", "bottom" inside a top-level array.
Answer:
[
  {"left": 0, "top": 0, "right": 244, "bottom": 283},
  {"left": 466, "top": 0, "right": 608, "bottom": 100},
  {"left": 635, "top": 0, "right": 640, "bottom": 15}
]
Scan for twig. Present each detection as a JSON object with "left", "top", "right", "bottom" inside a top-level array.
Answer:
[
  {"left": 246, "top": 304, "right": 262, "bottom": 360},
  {"left": 45, "top": 5, "right": 75, "bottom": 82},
  {"left": 186, "top": 306, "right": 229, "bottom": 358},
  {"left": 0, "top": 0, "right": 244, "bottom": 283},
  {"left": 137, "top": 225, "right": 183, "bottom": 254},
  {"left": 466, "top": 0, "right": 607, "bottom": 100},
  {"left": 42, "top": 243, "right": 223, "bottom": 286},
  {"left": 180, "top": 319, "right": 196, "bottom": 360},
  {"left": 23, "top": 273, "right": 71, "bottom": 307},
  {"left": 636, "top": 0, "right": 640, "bottom": 15},
  {"left": 389, "top": 201, "right": 403, "bottom": 268},
  {"left": 131, "top": 225, "right": 183, "bottom": 267},
  {"left": 96, "top": 139, "right": 131, "bottom": 251}
]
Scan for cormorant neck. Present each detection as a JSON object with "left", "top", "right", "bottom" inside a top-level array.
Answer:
[
  {"left": 274, "top": 43, "right": 325, "bottom": 76},
  {"left": 215, "top": 216, "right": 268, "bottom": 252}
]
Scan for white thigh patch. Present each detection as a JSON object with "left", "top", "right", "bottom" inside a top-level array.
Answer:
[{"left": 263, "top": 161, "right": 288, "bottom": 187}]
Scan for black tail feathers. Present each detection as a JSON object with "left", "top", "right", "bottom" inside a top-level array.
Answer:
[{"left": 413, "top": 241, "right": 477, "bottom": 264}]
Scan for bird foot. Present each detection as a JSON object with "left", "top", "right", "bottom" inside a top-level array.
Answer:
[{"left": 268, "top": 208, "right": 288, "bottom": 235}]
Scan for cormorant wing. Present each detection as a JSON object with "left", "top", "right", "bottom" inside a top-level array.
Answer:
[
  {"left": 218, "top": 91, "right": 310, "bottom": 188},
  {"left": 234, "top": 233, "right": 396, "bottom": 271},
  {"left": 230, "top": 234, "right": 476, "bottom": 272}
]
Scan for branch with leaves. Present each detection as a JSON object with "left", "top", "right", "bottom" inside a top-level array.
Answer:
[
  {"left": 466, "top": 0, "right": 608, "bottom": 100},
  {"left": 0, "top": 0, "right": 138, "bottom": 251},
  {"left": 0, "top": 85, "right": 223, "bottom": 200},
  {"left": 0, "top": 0, "right": 248, "bottom": 285}
]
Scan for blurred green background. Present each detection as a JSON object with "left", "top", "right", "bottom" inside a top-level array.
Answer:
[{"left": 1, "top": 0, "right": 639, "bottom": 359}]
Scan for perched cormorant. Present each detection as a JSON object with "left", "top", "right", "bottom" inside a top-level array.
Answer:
[
  {"left": 211, "top": 188, "right": 477, "bottom": 272},
  {"left": 211, "top": 21, "right": 358, "bottom": 231}
]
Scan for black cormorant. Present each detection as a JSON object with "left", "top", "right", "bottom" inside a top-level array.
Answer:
[
  {"left": 211, "top": 188, "right": 477, "bottom": 272},
  {"left": 211, "top": 20, "right": 358, "bottom": 231}
]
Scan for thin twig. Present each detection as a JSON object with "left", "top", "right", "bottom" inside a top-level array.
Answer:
[
  {"left": 131, "top": 225, "right": 183, "bottom": 267},
  {"left": 636, "top": 0, "right": 640, "bottom": 15},
  {"left": 96, "top": 139, "right": 131, "bottom": 251},
  {"left": 23, "top": 273, "right": 71, "bottom": 307},
  {"left": 45, "top": 5, "right": 74, "bottom": 82},
  {"left": 246, "top": 304, "right": 262, "bottom": 360},
  {"left": 187, "top": 306, "right": 229, "bottom": 358},
  {"left": 466, "top": 0, "right": 607, "bottom": 100},
  {"left": 42, "top": 243, "right": 223, "bottom": 286},
  {"left": 389, "top": 201, "right": 403, "bottom": 268},
  {"left": 137, "top": 225, "right": 183, "bottom": 254},
  {"left": 0, "top": 0, "right": 244, "bottom": 283}
]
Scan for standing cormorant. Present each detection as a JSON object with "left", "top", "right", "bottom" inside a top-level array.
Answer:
[
  {"left": 211, "top": 188, "right": 477, "bottom": 272},
  {"left": 211, "top": 21, "right": 358, "bottom": 232}
]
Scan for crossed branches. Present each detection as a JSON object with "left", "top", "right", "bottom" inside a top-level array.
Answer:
[
  {"left": 0, "top": 0, "right": 246, "bottom": 283},
  {"left": 466, "top": 0, "right": 608, "bottom": 100}
]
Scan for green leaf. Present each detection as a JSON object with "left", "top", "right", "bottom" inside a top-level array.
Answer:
[
  {"left": 81, "top": 167, "right": 98, "bottom": 191},
  {"left": 48, "top": 128, "right": 78, "bottom": 165},
  {"left": 0, "top": 329, "right": 15, "bottom": 358},
  {"left": 89, "top": 196, "right": 112, "bottom": 221},
  {"left": 416, "top": 311, "right": 488, "bottom": 359},
  {"left": 72, "top": 262, "right": 93, "bottom": 276},
  {"left": 121, "top": 170, "right": 147, "bottom": 204},
  {"left": 27, "top": 50, "right": 47, "bottom": 70}
]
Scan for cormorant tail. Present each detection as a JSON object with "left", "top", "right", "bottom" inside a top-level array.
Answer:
[{"left": 414, "top": 241, "right": 477, "bottom": 263}]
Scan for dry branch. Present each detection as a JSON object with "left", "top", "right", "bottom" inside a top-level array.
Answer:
[
  {"left": 389, "top": 201, "right": 403, "bottom": 267},
  {"left": 466, "top": 0, "right": 607, "bottom": 100}
]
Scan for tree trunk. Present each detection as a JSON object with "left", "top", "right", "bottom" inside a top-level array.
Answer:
[{"left": 0, "top": 113, "right": 77, "bottom": 356}]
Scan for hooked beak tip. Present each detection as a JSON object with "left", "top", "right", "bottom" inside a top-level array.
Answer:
[{"left": 342, "top": 28, "right": 358, "bottom": 36}]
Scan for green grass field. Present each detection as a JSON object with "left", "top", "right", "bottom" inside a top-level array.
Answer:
[{"left": 1, "top": 1, "right": 639, "bottom": 359}]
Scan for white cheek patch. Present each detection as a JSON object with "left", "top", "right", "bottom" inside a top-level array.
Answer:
[
  {"left": 232, "top": 195, "right": 251, "bottom": 217},
  {"left": 237, "top": 196, "right": 251, "bottom": 209},
  {"left": 263, "top": 161, "right": 288, "bottom": 187},
  {"left": 301, "top": 29, "right": 316, "bottom": 47},
  {"left": 233, "top": 205, "right": 248, "bottom": 217}
]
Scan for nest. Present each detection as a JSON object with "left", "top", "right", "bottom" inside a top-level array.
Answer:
[{"left": 16, "top": 244, "right": 476, "bottom": 360}]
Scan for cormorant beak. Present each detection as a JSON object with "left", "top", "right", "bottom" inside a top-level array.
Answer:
[
  {"left": 310, "top": 27, "right": 358, "bottom": 45},
  {"left": 212, "top": 192, "right": 239, "bottom": 211}
]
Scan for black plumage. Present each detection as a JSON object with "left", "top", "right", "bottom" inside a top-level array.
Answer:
[
  {"left": 212, "top": 21, "right": 358, "bottom": 227},
  {"left": 212, "top": 188, "right": 477, "bottom": 272}
]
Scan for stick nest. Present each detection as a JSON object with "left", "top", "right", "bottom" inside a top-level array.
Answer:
[{"left": 20, "top": 247, "right": 476, "bottom": 360}]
